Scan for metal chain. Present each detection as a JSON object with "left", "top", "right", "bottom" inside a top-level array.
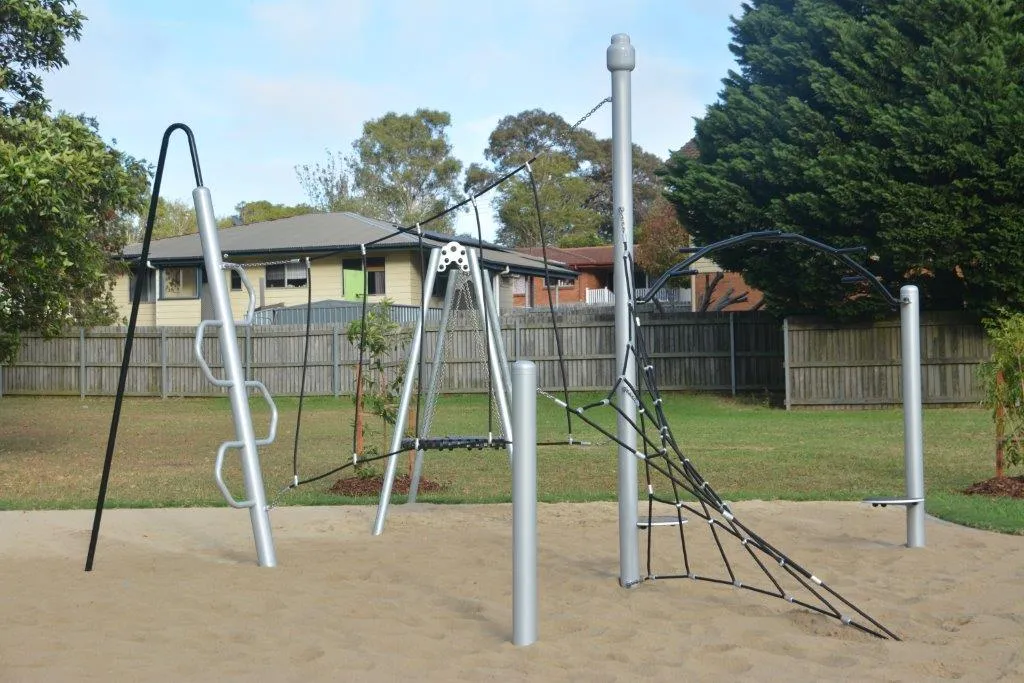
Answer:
[
  {"left": 569, "top": 96, "right": 611, "bottom": 132},
  {"left": 222, "top": 257, "right": 301, "bottom": 269}
]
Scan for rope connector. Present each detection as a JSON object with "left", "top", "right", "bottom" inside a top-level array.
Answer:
[
  {"left": 360, "top": 243, "right": 367, "bottom": 256},
  {"left": 351, "top": 453, "right": 358, "bottom": 466},
  {"left": 415, "top": 222, "right": 422, "bottom": 235}
]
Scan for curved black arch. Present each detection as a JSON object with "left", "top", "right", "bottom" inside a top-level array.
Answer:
[
  {"left": 87, "top": 123, "right": 205, "bottom": 571},
  {"left": 638, "top": 230, "right": 900, "bottom": 309}
]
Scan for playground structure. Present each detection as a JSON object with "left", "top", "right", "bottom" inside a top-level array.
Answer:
[{"left": 86, "top": 34, "right": 927, "bottom": 643}]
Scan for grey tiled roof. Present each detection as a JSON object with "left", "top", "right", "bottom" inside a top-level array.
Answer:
[{"left": 123, "top": 211, "right": 576, "bottom": 279}]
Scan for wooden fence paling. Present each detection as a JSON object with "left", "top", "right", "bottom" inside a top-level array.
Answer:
[
  {"left": 2, "top": 312, "right": 785, "bottom": 398},
  {"left": 783, "top": 312, "right": 989, "bottom": 408}
]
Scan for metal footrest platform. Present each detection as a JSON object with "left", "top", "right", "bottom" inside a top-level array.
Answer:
[
  {"left": 863, "top": 497, "right": 924, "bottom": 508},
  {"left": 637, "top": 515, "right": 688, "bottom": 529}
]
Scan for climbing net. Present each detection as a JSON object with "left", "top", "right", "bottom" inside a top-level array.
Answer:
[{"left": 538, "top": 235, "right": 898, "bottom": 639}]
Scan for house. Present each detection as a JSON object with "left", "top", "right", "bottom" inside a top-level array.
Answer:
[
  {"left": 115, "top": 212, "right": 577, "bottom": 326},
  {"left": 513, "top": 246, "right": 614, "bottom": 307},
  {"left": 511, "top": 245, "right": 691, "bottom": 308}
]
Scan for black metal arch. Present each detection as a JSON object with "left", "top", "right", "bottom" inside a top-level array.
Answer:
[
  {"left": 638, "top": 230, "right": 899, "bottom": 309},
  {"left": 86, "top": 123, "right": 204, "bottom": 571}
]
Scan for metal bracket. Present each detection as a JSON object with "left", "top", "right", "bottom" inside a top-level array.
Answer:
[{"left": 438, "top": 241, "right": 470, "bottom": 273}]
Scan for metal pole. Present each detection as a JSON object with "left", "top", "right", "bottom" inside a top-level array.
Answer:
[
  {"left": 608, "top": 32, "right": 640, "bottom": 588},
  {"left": 373, "top": 247, "right": 442, "bottom": 535},
  {"left": 480, "top": 261, "right": 513, "bottom": 399},
  {"left": 900, "top": 285, "right": 926, "bottom": 548},
  {"left": 194, "top": 187, "right": 276, "bottom": 567},
  {"left": 512, "top": 360, "right": 538, "bottom": 646},
  {"left": 410, "top": 270, "right": 459, "bottom": 502},
  {"left": 468, "top": 248, "right": 514, "bottom": 457}
]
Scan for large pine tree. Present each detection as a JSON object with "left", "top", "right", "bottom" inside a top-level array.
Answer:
[{"left": 664, "top": 0, "right": 1024, "bottom": 318}]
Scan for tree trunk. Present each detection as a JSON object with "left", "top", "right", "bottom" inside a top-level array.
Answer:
[{"left": 353, "top": 359, "right": 365, "bottom": 456}]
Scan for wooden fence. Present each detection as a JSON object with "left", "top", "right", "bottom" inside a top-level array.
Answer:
[
  {"left": 2, "top": 311, "right": 992, "bottom": 407},
  {"left": 0, "top": 311, "right": 784, "bottom": 398},
  {"left": 784, "top": 313, "right": 990, "bottom": 408}
]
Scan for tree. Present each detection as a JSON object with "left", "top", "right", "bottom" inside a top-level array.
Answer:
[
  {"left": 0, "top": 114, "right": 148, "bottom": 363},
  {"left": 663, "top": 0, "right": 1024, "bottom": 319},
  {"left": 634, "top": 196, "right": 691, "bottom": 282},
  {"left": 346, "top": 299, "right": 412, "bottom": 473},
  {"left": 297, "top": 109, "right": 463, "bottom": 233},
  {"left": 146, "top": 198, "right": 197, "bottom": 240},
  {"left": 468, "top": 109, "right": 666, "bottom": 247},
  {"left": 0, "top": 0, "right": 84, "bottom": 117},
  {"left": 978, "top": 311, "right": 1024, "bottom": 478},
  {"left": 230, "top": 200, "right": 316, "bottom": 225}
]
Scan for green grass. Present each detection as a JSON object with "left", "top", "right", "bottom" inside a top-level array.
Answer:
[{"left": 0, "top": 393, "right": 1020, "bottom": 534}]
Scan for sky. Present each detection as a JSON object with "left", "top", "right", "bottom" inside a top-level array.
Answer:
[{"left": 44, "top": 0, "right": 746, "bottom": 241}]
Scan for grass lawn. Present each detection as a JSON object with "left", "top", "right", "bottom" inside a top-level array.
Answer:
[{"left": 0, "top": 393, "right": 1020, "bottom": 534}]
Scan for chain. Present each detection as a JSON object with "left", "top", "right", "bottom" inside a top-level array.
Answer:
[
  {"left": 569, "top": 96, "right": 611, "bottom": 131},
  {"left": 222, "top": 257, "right": 301, "bottom": 269}
]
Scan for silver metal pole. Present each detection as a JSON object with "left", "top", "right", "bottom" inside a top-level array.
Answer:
[
  {"left": 608, "top": 32, "right": 640, "bottom": 587},
  {"left": 512, "top": 360, "right": 538, "bottom": 646},
  {"left": 900, "top": 285, "right": 926, "bottom": 548},
  {"left": 409, "top": 270, "right": 459, "bottom": 502},
  {"left": 480, "top": 261, "right": 513, "bottom": 399},
  {"left": 373, "top": 247, "right": 442, "bottom": 535},
  {"left": 468, "top": 248, "right": 514, "bottom": 458},
  {"left": 193, "top": 187, "right": 276, "bottom": 567}
]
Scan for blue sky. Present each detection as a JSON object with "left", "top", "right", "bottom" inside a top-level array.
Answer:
[{"left": 44, "top": 0, "right": 745, "bottom": 240}]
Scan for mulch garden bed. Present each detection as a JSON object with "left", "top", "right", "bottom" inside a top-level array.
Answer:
[
  {"left": 328, "top": 473, "right": 445, "bottom": 498},
  {"left": 963, "top": 475, "right": 1024, "bottom": 499}
]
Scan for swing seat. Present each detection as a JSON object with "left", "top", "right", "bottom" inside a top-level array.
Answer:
[{"left": 400, "top": 436, "right": 511, "bottom": 451}]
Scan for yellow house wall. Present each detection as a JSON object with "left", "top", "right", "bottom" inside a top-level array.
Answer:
[
  {"left": 382, "top": 251, "right": 424, "bottom": 306},
  {"left": 111, "top": 253, "right": 434, "bottom": 326},
  {"left": 110, "top": 274, "right": 156, "bottom": 326}
]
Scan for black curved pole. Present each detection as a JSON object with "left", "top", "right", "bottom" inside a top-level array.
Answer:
[
  {"left": 85, "top": 123, "right": 203, "bottom": 571},
  {"left": 639, "top": 230, "right": 899, "bottom": 309}
]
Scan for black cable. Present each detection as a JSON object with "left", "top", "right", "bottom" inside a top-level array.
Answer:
[
  {"left": 414, "top": 227, "right": 427, "bottom": 443},
  {"left": 468, "top": 199, "right": 496, "bottom": 438},
  {"left": 291, "top": 258, "right": 313, "bottom": 481},
  {"left": 526, "top": 165, "right": 573, "bottom": 439},
  {"left": 86, "top": 123, "right": 201, "bottom": 572}
]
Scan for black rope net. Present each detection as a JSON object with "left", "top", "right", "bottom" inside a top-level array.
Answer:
[{"left": 541, "top": 244, "right": 898, "bottom": 641}]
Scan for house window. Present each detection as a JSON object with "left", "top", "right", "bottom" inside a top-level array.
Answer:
[
  {"left": 161, "top": 266, "right": 200, "bottom": 299},
  {"left": 129, "top": 269, "right": 157, "bottom": 302},
  {"left": 512, "top": 276, "right": 528, "bottom": 295},
  {"left": 266, "top": 261, "right": 308, "bottom": 288},
  {"left": 342, "top": 257, "right": 386, "bottom": 296},
  {"left": 544, "top": 276, "right": 574, "bottom": 288},
  {"left": 230, "top": 270, "right": 242, "bottom": 291}
]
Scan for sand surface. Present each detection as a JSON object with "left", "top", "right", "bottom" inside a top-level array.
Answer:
[{"left": 0, "top": 501, "right": 1021, "bottom": 682}]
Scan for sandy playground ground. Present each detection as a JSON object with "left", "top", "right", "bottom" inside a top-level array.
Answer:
[{"left": 0, "top": 501, "right": 1021, "bottom": 682}]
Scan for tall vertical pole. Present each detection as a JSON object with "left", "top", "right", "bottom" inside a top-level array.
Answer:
[
  {"left": 900, "top": 285, "right": 926, "bottom": 548},
  {"left": 194, "top": 187, "right": 276, "bottom": 567},
  {"left": 512, "top": 360, "right": 538, "bottom": 646},
  {"left": 608, "top": 33, "right": 640, "bottom": 588}
]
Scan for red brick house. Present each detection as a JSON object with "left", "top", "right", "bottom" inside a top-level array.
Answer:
[
  {"left": 511, "top": 243, "right": 763, "bottom": 311},
  {"left": 513, "top": 246, "right": 615, "bottom": 307}
]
